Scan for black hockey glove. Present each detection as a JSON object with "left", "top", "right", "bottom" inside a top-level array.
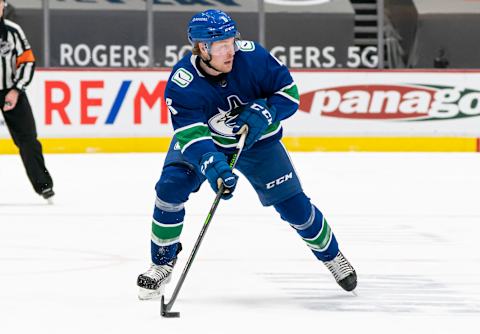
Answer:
[
  {"left": 232, "top": 99, "right": 276, "bottom": 150},
  {"left": 200, "top": 152, "right": 238, "bottom": 200}
]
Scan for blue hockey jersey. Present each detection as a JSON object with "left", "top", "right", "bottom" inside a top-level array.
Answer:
[{"left": 164, "top": 40, "right": 299, "bottom": 166}]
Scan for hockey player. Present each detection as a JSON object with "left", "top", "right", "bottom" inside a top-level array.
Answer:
[{"left": 137, "top": 9, "right": 356, "bottom": 300}]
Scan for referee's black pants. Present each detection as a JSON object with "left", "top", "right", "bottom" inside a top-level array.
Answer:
[{"left": 1, "top": 90, "right": 53, "bottom": 194}]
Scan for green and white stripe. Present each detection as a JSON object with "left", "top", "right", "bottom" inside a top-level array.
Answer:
[
  {"left": 155, "top": 196, "right": 184, "bottom": 212},
  {"left": 291, "top": 204, "right": 315, "bottom": 230},
  {"left": 275, "top": 82, "right": 300, "bottom": 105},
  {"left": 258, "top": 121, "right": 282, "bottom": 141},
  {"left": 302, "top": 217, "right": 332, "bottom": 252},
  {"left": 174, "top": 122, "right": 212, "bottom": 153},
  {"left": 175, "top": 118, "right": 283, "bottom": 151},
  {"left": 211, "top": 122, "right": 282, "bottom": 148},
  {"left": 151, "top": 219, "right": 183, "bottom": 247},
  {"left": 211, "top": 133, "right": 238, "bottom": 148}
]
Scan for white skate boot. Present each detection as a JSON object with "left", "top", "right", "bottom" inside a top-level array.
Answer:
[
  {"left": 324, "top": 251, "right": 357, "bottom": 292},
  {"left": 137, "top": 259, "right": 176, "bottom": 300}
]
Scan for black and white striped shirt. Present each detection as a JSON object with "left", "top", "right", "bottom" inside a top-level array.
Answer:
[{"left": 0, "top": 18, "right": 35, "bottom": 92}]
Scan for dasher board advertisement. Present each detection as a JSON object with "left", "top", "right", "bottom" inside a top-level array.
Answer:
[{"left": 1, "top": 69, "right": 480, "bottom": 139}]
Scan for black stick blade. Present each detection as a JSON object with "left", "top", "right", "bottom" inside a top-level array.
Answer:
[
  {"left": 162, "top": 310, "right": 180, "bottom": 318},
  {"left": 161, "top": 295, "right": 180, "bottom": 318}
]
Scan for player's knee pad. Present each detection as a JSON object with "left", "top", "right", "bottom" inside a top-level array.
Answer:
[
  {"left": 273, "top": 192, "right": 312, "bottom": 226},
  {"left": 155, "top": 164, "right": 199, "bottom": 204},
  {"left": 153, "top": 164, "right": 199, "bottom": 225}
]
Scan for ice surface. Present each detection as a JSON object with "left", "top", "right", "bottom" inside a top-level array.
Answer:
[{"left": 1, "top": 152, "right": 479, "bottom": 333}]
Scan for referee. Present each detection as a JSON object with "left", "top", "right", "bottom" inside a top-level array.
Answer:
[{"left": 0, "top": 0, "right": 54, "bottom": 201}]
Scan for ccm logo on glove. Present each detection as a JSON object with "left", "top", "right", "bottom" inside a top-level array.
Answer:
[
  {"left": 232, "top": 99, "right": 277, "bottom": 150},
  {"left": 200, "top": 155, "right": 214, "bottom": 175},
  {"left": 250, "top": 103, "right": 273, "bottom": 125},
  {"left": 200, "top": 152, "right": 238, "bottom": 200}
]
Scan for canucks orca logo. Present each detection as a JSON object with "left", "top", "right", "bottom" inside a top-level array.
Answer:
[{"left": 208, "top": 95, "right": 247, "bottom": 136}]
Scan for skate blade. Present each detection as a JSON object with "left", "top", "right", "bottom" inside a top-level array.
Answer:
[
  {"left": 46, "top": 198, "right": 54, "bottom": 205},
  {"left": 138, "top": 285, "right": 165, "bottom": 301}
]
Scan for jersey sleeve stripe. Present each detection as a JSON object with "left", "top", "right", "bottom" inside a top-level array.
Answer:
[
  {"left": 180, "top": 136, "right": 212, "bottom": 153},
  {"left": 175, "top": 123, "right": 211, "bottom": 150},
  {"left": 173, "top": 122, "right": 207, "bottom": 135},
  {"left": 259, "top": 122, "right": 282, "bottom": 141},
  {"left": 275, "top": 83, "right": 300, "bottom": 104},
  {"left": 211, "top": 122, "right": 281, "bottom": 148},
  {"left": 211, "top": 135, "right": 238, "bottom": 148}
]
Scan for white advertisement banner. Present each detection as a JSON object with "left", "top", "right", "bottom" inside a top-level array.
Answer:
[
  {"left": 1, "top": 69, "right": 480, "bottom": 138},
  {"left": 290, "top": 70, "right": 480, "bottom": 136},
  {"left": 1, "top": 70, "right": 173, "bottom": 138}
]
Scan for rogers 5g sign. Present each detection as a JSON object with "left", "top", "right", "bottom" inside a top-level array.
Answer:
[
  {"left": 271, "top": 45, "right": 378, "bottom": 69},
  {"left": 59, "top": 42, "right": 378, "bottom": 69},
  {"left": 60, "top": 43, "right": 150, "bottom": 67},
  {"left": 157, "top": 44, "right": 378, "bottom": 69}
]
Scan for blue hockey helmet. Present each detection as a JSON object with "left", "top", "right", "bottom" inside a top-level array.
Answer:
[{"left": 187, "top": 9, "right": 238, "bottom": 45}]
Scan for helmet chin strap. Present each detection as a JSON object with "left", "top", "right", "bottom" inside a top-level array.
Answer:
[{"left": 200, "top": 53, "right": 223, "bottom": 73}]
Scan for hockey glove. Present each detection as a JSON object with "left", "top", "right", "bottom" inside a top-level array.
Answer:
[
  {"left": 200, "top": 152, "right": 238, "bottom": 200},
  {"left": 232, "top": 99, "right": 276, "bottom": 150}
]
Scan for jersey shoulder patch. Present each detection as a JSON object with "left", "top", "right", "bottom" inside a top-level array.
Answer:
[
  {"left": 171, "top": 68, "right": 194, "bottom": 88},
  {"left": 236, "top": 40, "right": 255, "bottom": 52}
]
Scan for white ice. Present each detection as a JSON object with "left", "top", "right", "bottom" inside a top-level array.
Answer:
[{"left": 1, "top": 152, "right": 479, "bottom": 334}]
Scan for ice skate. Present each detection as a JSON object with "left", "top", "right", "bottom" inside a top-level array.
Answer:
[
  {"left": 324, "top": 251, "right": 357, "bottom": 292},
  {"left": 137, "top": 259, "right": 177, "bottom": 300},
  {"left": 41, "top": 188, "right": 55, "bottom": 204}
]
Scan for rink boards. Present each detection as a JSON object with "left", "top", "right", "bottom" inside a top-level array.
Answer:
[{"left": 1, "top": 69, "right": 480, "bottom": 153}]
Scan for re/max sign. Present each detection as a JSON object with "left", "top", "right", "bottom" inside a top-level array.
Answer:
[{"left": 44, "top": 80, "right": 170, "bottom": 125}]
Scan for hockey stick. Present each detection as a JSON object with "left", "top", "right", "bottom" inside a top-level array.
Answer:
[{"left": 161, "top": 127, "right": 248, "bottom": 318}]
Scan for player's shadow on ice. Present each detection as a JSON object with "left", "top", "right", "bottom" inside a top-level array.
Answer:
[{"left": 258, "top": 272, "right": 480, "bottom": 314}]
